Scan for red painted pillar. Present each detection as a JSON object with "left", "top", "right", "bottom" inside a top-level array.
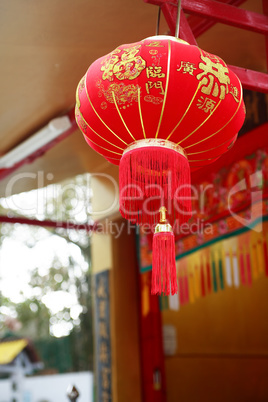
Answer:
[{"left": 139, "top": 271, "right": 167, "bottom": 402}]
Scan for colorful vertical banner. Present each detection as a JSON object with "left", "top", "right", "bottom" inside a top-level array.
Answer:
[
  {"left": 95, "top": 270, "right": 112, "bottom": 402},
  {"left": 142, "top": 222, "right": 268, "bottom": 314}
]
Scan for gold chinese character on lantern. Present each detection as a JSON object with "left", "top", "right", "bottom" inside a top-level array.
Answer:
[
  {"left": 101, "top": 45, "right": 146, "bottom": 81},
  {"left": 177, "top": 61, "right": 197, "bottom": 76},
  {"left": 145, "top": 81, "right": 165, "bottom": 95},
  {"left": 197, "top": 96, "right": 217, "bottom": 113},
  {"left": 146, "top": 66, "right": 165, "bottom": 79},
  {"left": 197, "top": 54, "right": 230, "bottom": 100},
  {"left": 149, "top": 49, "right": 158, "bottom": 55},
  {"left": 229, "top": 84, "right": 240, "bottom": 103},
  {"left": 202, "top": 50, "right": 221, "bottom": 63},
  {"left": 145, "top": 41, "right": 164, "bottom": 47}
]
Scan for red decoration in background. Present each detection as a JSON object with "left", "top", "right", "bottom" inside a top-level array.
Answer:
[{"left": 76, "top": 35, "right": 245, "bottom": 295}]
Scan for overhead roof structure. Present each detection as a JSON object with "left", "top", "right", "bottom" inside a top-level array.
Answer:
[{"left": 0, "top": 0, "right": 267, "bottom": 198}]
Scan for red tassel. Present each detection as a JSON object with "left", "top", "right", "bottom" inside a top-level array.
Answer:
[
  {"left": 119, "top": 140, "right": 191, "bottom": 226},
  {"left": 152, "top": 231, "right": 177, "bottom": 296}
]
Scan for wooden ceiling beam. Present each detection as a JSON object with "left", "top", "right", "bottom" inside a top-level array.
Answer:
[
  {"left": 228, "top": 65, "right": 268, "bottom": 93},
  {"left": 187, "top": 0, "right": 247, "bottom": 38},
  {"left": 146, "top": 0, "right": 268, "bottom": 35},
  {"left": 144, "top": 0, "right": 268, "bottom": 93}
]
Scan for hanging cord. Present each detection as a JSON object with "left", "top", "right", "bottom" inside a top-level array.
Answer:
[
  {"left": 156, "top": 1, "right": 182, "bottom": 38},
  {"left": 156, "top": 6, "right": 161, "bottom": 35},
  {"left": 175, "top": 0, "right": 182, "bottom": 38}
]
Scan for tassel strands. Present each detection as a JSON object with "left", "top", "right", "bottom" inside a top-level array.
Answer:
[
  {"left": 119, "top": 139, "right": 191, "bottom": 226},
  {"left": 152, "top": 232, "right": 177, "bottom": 295},
  {"left": 152, "top": 207, "right": 178, "bottom": 295}
]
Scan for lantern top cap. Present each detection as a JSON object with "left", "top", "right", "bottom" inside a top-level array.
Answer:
[{"left": 144, "top": 35, "right": 189, "bottom": 46}]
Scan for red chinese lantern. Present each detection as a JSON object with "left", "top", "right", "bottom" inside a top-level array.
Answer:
[{"left": 76, "top": 35, "right": 245, "bottom": 295}]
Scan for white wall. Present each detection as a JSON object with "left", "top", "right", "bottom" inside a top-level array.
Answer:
[{"left": 0, "top": 371, "right": 93, "bottom": 402}]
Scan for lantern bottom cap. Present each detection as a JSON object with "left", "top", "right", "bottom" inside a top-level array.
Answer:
[{"left": 123, "top": 138, "right": 187, "bottom": 160}]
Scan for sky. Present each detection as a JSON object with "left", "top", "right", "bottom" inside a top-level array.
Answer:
[{"left": 0, "top": 177, "right": 91, "bottom": 337}]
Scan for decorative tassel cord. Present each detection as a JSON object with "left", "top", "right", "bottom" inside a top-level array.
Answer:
[
  {"left": 119, "top": 146, "right": 192, "bottom": 226},
  {"left": 152, "top": 231, "right": 178, "bottom": 295}
]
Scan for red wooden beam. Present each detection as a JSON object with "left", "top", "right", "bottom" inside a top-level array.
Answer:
[
  {"left": 228, "top": 65, "right": 268, "bottom": 93},
  {"left": 160, "top": 2, "right": 198, "bottom": 45},
  {"left": 182, "top": 0, "right": 268, "bottom": 35},
  {"left": 0, "top": 214, "right": 97, "bottom": 232},
  {"left": 187, "top": 0, "right": 247, "bottom": 38},
  {"left": 180, "top": 11, "right": 198, "bottom": 45},
  {"left": 144, "top": 0, "right": 268, "bottom": 93},
  {"left": 146, "top": 0, "right": 268, "bottom": 35}
]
